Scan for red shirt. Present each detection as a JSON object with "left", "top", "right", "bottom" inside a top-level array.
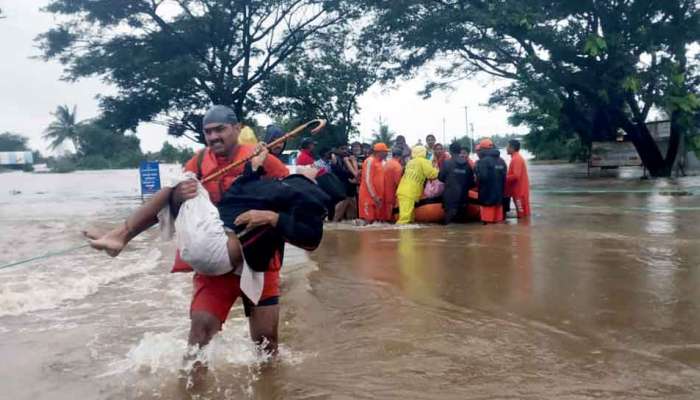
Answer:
[{"left": 296, "top": 148, "right": 315, "bottom": 166}]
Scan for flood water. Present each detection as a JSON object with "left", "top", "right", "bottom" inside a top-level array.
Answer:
[{"left": 1, "top": 164, "right": 700, "bottom": 399}]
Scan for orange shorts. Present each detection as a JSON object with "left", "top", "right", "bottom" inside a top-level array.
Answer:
[{"left": 190, "top": 255, "right": 281, "bottom": 323}]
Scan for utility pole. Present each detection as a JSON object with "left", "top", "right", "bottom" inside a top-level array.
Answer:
[
  {"left": 470, "top": 123, "right": 475, "bottom": 152},
  {"left": 442, "top": 117, "right": 446, "bottom": 143},
  {"left": 464, "top": 106, "right": 469, "bottom": 146}
]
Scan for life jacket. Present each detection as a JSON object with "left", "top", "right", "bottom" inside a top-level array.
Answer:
[
  {"left": 439, "top": 157, "right": 474, "bottom": 208},
  {"left": 475, "top": 149, "right": 507, "bottom": 206}
]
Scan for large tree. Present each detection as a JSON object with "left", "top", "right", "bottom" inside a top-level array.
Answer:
[
  {"left": 38, "top": 0, "right": 357, "bottom": 142},
  {"left": 365, "top": 0, "right": 700, "bottom": 177},
  {"left": 260, "top": 26, "right": 379, "bottom": 147}
]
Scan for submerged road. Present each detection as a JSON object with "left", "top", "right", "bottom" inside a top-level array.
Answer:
[{"left": 0, "top": 164, "right": 699, "bottom": 399}]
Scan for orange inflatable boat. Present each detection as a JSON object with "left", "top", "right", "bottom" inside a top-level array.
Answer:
[{"left": 393, "top": 190, "right": 482, "bottom": 223}]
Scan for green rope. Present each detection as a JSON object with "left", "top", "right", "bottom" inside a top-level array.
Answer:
[{"left": 0, "top": 244, "right": 90, "bottom": 271}]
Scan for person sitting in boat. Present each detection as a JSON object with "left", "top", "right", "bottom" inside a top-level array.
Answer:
[
  {"left": 438, "top": 142, "right": 475, "bottom": 224},
  {"left": 396, "top": 145, "right": 439, "bottom": 224}
]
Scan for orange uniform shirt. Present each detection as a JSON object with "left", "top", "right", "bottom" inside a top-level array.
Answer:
[
  {"left": 505, "top": 151, "right": 530, "bottom": 217},
  {"left": 184, "top": 145, "right": 289, "bottom": 204},
  {"left": 383, "top": 158, "right": 403, "bottom": 220},
  {"left": 358, "top": 155, "right": 385, "bottom": 222}
]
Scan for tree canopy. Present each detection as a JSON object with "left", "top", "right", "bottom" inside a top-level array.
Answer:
[
  {"left": 364, "top": 0, "right": 700, "bottom": 176},
  {"left": 0, "top": 133, "right": 30, "bottom": 152},
  {"left": 38, "top": 0, "right": 359, "bottom": 142},
  {"left": 261, "top": 26, "right": 379, "bottom": 147},
  {"left": 43, "top": 104, "right": 144, "bottom": 169}
]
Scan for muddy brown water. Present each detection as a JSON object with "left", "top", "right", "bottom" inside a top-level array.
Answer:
[{"left": 1, "top": 164, "right": 699, "bottom": 399}]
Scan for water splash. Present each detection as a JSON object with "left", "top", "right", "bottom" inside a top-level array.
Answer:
[{"left": 0, "top": 248, "right": 161, "bottom": 317}]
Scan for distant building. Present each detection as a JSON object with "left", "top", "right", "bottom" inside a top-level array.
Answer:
[{"left": 0, "top": 151, "right": 34, "bottom": 166}]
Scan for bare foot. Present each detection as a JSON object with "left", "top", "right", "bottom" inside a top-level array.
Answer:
[{"left": 82, "top": 226, "right": 128, "bottom": 257}]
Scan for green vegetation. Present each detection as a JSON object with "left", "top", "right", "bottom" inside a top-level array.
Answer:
[
  {"left": 364, "top": 0, "right": 700, "bottom": 176},
  {"left": 371, "top": 122, "right": 396, "bottom": 146},
  {"left": 146, "top": 142, "right": 195, "bottom": 165},
  {"left": 261, "top": 27, "right": 380, "bottom": 149},
  {"left": 43, "top": 104, "right": 145, "bottom": 171},
  {"left": 0, "top": 132, "right": 30, "bottom": 151},
  {"left": 36, "top": 1, "right": 699, "bottom": 174},
  {"left": 39, "top": 0, "right": 365, "bottom": 146},
  {"left": 0, "top": 132, "right": 35, "bottom": 172}
]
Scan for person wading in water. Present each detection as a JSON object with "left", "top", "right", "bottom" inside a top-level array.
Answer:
[{"left": 475, "top": 138, "right": 507, "bottom": 224}]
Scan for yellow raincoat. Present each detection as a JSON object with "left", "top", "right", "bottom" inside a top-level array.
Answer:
[
  {"left": 238, "top": 126, "right": 258, "bottom": 145},
  {"left": 396, "top": 146, "right": 439, "bottom": 224}
]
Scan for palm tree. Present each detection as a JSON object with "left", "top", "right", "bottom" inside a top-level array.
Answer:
[
  {"left": 371, "top": 123, "right": 396, "bottom": 146},
  {"left": 44, "top": 105, "right": 82, "bottom": 153}
]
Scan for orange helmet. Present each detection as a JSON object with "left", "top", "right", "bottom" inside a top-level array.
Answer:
[
  {"left": 478, "top": 138, "right": 494, "bottom": 149},
  {"left": 373, "top": 142, "right": 389, "bottom": 152}
]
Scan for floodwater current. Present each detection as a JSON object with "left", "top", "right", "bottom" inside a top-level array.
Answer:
[{"left": 1, "top": 163, "right": 699, "bottom": 399}]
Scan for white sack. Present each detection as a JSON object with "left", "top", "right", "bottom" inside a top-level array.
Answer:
[{"left": 173, "top": 175, "right": 232, "bottom": 276}]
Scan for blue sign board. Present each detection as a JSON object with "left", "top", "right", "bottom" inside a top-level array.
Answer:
[{"left": 139, "top": 161, "right": 161, "bottom": 199}]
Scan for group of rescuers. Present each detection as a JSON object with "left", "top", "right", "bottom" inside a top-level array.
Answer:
[
  {"left": 89, "top": 105, "right": 531, "bottom": 363},
  {"left": 285, "top": 131, "right": 531, "bottom": 226}
]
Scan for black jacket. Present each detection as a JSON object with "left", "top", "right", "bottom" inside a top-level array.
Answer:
[
  {"left": 438, "top": 157, "right": 475, "bottom": 208},
  {"left": 217, "top": 163, "right": 329, "bottom": 271},
  {"left": 475, "top": 149, "right": 507, "bottom": 206}
]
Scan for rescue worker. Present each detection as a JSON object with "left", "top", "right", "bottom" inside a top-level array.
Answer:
[
  {"left": 383, "top": 146, "right": 404, "bottom": 221},
  {"left": 506, "top": 139, "right": 531, "bottom": 218},
  {"left": 438, "top": 142, "right": 475, "bottom": 224},
  {"left": 170, "top": 105, "right": 289, "bottom": 354},
  {"left": 358, "top": 143, "right": 389, "bottom": 223},
  {"left": 296, "top": 137, "right": 316, "bottom": 166},
  {"left": 475, "top": 138, "right": 507, "bottom": 224},
  {"left": 396, "top": 145, "right": 439, "bottom": 224}
]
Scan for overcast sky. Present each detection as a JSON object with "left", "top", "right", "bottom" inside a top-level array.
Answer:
[{"left": 0, "top": 1, "right": 522, "bottom": 154}]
